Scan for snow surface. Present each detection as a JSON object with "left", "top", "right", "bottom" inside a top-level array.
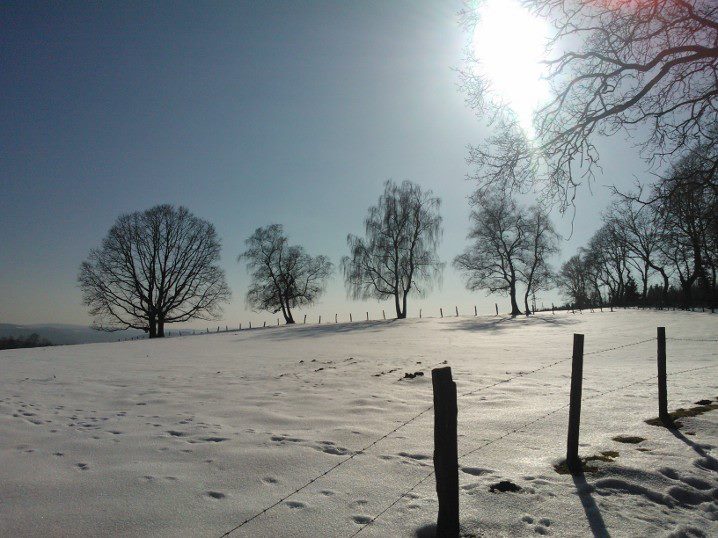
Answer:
[{"left": 0, "top": 309, "right": 716, "bottom": 537}]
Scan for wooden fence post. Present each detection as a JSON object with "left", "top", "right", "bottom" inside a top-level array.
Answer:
[
  {"left": 263, "top": 321, "right": 266, "bottom": 328},
  {"left": 455, "top": 306, "right": 459, "bottom": 317},
  {"left": 319, "top": 315, "right": 321, "bottom": 324},
  {"left": 495, "top": 303, "right": 498, "bottom": 316},
  {"left": 277, "top": 319, "right": 280, "bottom": 326},
  {"left": 366, "top": 311, "right": 369, "bottom": 321},
  {"left": 432, "top": 367, "right": 459, "bottom": 537},
  {"left": 657, "top": 327, "right": 668, "bottom": 423},
  {"left": 440, "top": 308, "right": 443, "bottom": 318},
  {"left": 239, "top": 323, "right": 241, "bottom": 330},
  {"left": 383, "top": 309, "right": 386, "bottom": 320},
  {"left": 303, "top": 314, "right": 306, "bottom": 324},
  {"left": 474, "top": 305, "right": 477, "bottom": 316},
  {"left": 566, "top": 333, "right": 585, "bottom": 473},
  {"left": 249, "top": 321, "right": 252, "bottom": 329},
  {"left": 350, "top": 313, "right": 353, "bottom": 322},
  {"left": 420, "top": 309, "right": 422, "bottom": 319},
  {"left": 335, "top": 313, "right": 338, "bottom": 323}
]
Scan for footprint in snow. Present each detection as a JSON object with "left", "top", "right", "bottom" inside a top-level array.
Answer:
[
  {"left": 352, "top": 515, "right": 372, "bottom": 524},
  {"left": 206, "top": 491, "right": 226, "bottom": 499},
  {"left": 285, "top": 501, "right": 305, "bottom": 509}
]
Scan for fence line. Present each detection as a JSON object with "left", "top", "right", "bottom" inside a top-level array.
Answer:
[
  {"left": 218, "top": 336, "right": 658, "bottom": 536},
  {"left": 349, "top": 359, "right": 718, "bottom": 536},
  {"left": 667, "top": 337, "right": 718, "bottom": 342}
]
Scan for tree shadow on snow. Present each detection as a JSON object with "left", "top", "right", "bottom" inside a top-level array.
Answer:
[
  {"left": 443, "top": 315, "right": 578, "bottom": 334},
  {"left": 572, "top": 472, "right": 611, "bottom": 538},
  {"left": 240, "top": 319, "right": 400, "bottom": 341}
]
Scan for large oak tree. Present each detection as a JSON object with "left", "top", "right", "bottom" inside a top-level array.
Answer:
[{"left": 78, "top": 205, "right": 230, "bottom": 337}]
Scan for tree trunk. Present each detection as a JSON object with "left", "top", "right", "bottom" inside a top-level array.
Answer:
[
  {"left": 157, "top": 316, "right": 165, "bottom": 338},
  {"left": 509, "top": 282, "right": 522, "bottom": 317},
  {"left": 395, "top": 291, "right": 405, "bottom": 319},
  {"left": 284, "top": 307, "right": 295, "bottom": 324},
  {"left": 148, "top": 313, "right": 157, "bottom": 338}
]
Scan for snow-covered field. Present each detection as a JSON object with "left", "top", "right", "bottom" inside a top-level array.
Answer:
[{"left": 1, "top": 310, "right": 716, "bottom": 537}]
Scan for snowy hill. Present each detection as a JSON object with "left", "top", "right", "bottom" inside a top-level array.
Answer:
[{"left": 0, "top": 310, "right": 716, "bottom": 537}]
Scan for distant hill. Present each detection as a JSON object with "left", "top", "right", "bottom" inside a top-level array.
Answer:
[{"left": 0, "top": 323, "right": 146, "bottom": 346}]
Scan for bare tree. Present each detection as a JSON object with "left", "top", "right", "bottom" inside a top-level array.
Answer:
[
  {"left": 454, "top": 193, "right": 526, "bottom": 316},
  {"left": 342, "top": 180, "right": 443, "bottom": 319},
  {"left": 239, "top": 224, "right": 333, "bottom": 324},
  {"left": 604, "top": 197, "right": 671, "bottom": 301},
  {"left": 582, "top": 224, "right": 631, "bottom": 305},
  {"left": 557, "top": 253, "right": 590, "bottom": 308},
  {"left": 654, "top": 155, "right": 715, "bottom": 305},
  {"left": 518, "top": 206, "right": 560, "bottom": 315},
  {"left": 79, "top": 205, "right": 230, "bottom": 338},
  {"left": 461, "top": 0, "right": 718, "bottom": 210}
]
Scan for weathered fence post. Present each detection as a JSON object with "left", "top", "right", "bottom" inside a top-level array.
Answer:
[
  {"left": 566, "top": 333, "right": 585, "bottom": 473},
  {"left": 239, "top": 323, "right": 241, "bottom": 330},
  {"left": 277, "top": 319, "right": 280, "bottom": 326},
  {"left": 420, "top": 309, "right": 422, "bottom": 319},
  {"left": 474, "top": 305, "right": 477, "bottom": 316},
  {"left": 249, "top": 321, "right": 252, "bottom": 329},
  {"left": 432, "top": 367, "right": 459, "bottom": 537},
  {"left": 366, "top": 311, "right": 369, "bottom": 321},
  {"left": 440, "top": 308, "right": 443, "bottom": 318},
  {"left": 383, "top": 309, "right": 386, "bottom": 320},
  {"left": 455, "top": 306, "right": 459, "bottom": 317},
  {"left": 319, "top": 315, "right": 321, "bottom": 324},
  {"left": 263, "top": 321, "right": 266, "bottom": 328},
  {"left": 226, "top": 325, "right": 228, "bottom": 331},
  {"left": 657, "top": 327, "right": 669, "bottom": 423},
  {"left": 303, "top": 314, "right": 306, "bottom": 324},
  {"left": 495, "top": 303, "right": 498, "bottom": 316},
  {"left": 335, "top": 313, "right": 338, "bottom": 324},
  {"left": 350, "top": 313, "right": 353, "bottom": 322}
]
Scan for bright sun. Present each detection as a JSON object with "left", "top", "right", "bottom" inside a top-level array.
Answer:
[{"left": 472, "top": 0, "right": 550, "bottom": 135}]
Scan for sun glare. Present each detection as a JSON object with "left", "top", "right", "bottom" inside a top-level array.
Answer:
[{"left": 472, "top": 0, "right": 550, "bottom": 135}]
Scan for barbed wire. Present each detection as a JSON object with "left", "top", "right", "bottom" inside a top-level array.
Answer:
[
  {"left": 667, "top": 337, "right": 718, "bottom": 343},
  {"left": 350, "top": 360, "right": 718, "bottom": 536},
  {"left": 218, "top": 336, "right": 694, "bottom": 536}
]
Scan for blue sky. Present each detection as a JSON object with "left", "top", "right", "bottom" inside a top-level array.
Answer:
[{"left": 0, "top": 1, "right": 646, "bottom": 327}]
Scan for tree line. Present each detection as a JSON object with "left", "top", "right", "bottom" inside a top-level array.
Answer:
[
  {"left": 558, "top": 147, "right": 717, "bottom": 310},
  {"left": 0, "top": 333, "right": 53, "bottom": 350}
]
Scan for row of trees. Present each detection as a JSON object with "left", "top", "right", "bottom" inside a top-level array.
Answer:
[
  {"left": 78, "top": 181, "right": 447, "bottom": 336},
  {"left": 0, "top": 333, "right": 53, "bottom": 350},
  {"left": 558, "top": 148, "right": 717, "bottom": 309}
]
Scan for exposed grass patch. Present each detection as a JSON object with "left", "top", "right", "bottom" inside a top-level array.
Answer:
[
  {"left": 554, "top": 451, "right": 619, "bottom": 475},
  {"left": 612, "top": 435, "right": 645, "bottom": 444},
  {"left": 646, "top": 401, "right": 718, "bottom": 427}
]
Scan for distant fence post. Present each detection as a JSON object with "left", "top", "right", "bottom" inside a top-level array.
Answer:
[
  {"left": 432, "top": 367, "right": 459, "bottom": 537},
  {"left": 474, "top": 305, "right": 477, "bottom": 316},
  {"left": 366, "top": 311, "right": 369, "bottom": 321},
  {"left": 440, "top": 308, "right": 443, "bottom": 318},
  {"left": 335, "top": 313, "right": 338, "bottom": 323},
  {"left": 420, "top": 309, "right": 422, "bottom": 319},
  {"left": 319, "top": 315, "right": 321, "bottom": 324},
  {"left": 249, "top": 321, "right": 252, "bottom": 329},
  {"left": 566, "top": 333, "right": 585, "bottom": 473},
  {"left": 303, "top": 314, "right": 306, "bottom": 324},
  {"left": 239, "top": 323, "right": 241, "bottom": 330},
  {"left": 277, "top": 319, "right": 280, "bottom": 326},
  {"left": 455, "top": 306, "right": 458, "bottom": 317},
  {"left": 263, "top": 321, "right": 266, "bottom": 328},
  {"left": 657, "top": 327, "right": 668, "bottom": 423},
  {"left": 383, "top": 309, "right": 386, "bottom": 320},
  {"left": 350, "top": 313, "right": 352, "bottom": 322},
  {"left": 495, "top": 303, "right": 498, "bottom": 316}
]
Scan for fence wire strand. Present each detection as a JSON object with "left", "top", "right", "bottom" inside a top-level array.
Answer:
[
  {"left": 349, "top": 361, "right": 718, "bottom": 536},
  {"left": 218, "top": 336, "right": 672, "bottom": 537}
]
